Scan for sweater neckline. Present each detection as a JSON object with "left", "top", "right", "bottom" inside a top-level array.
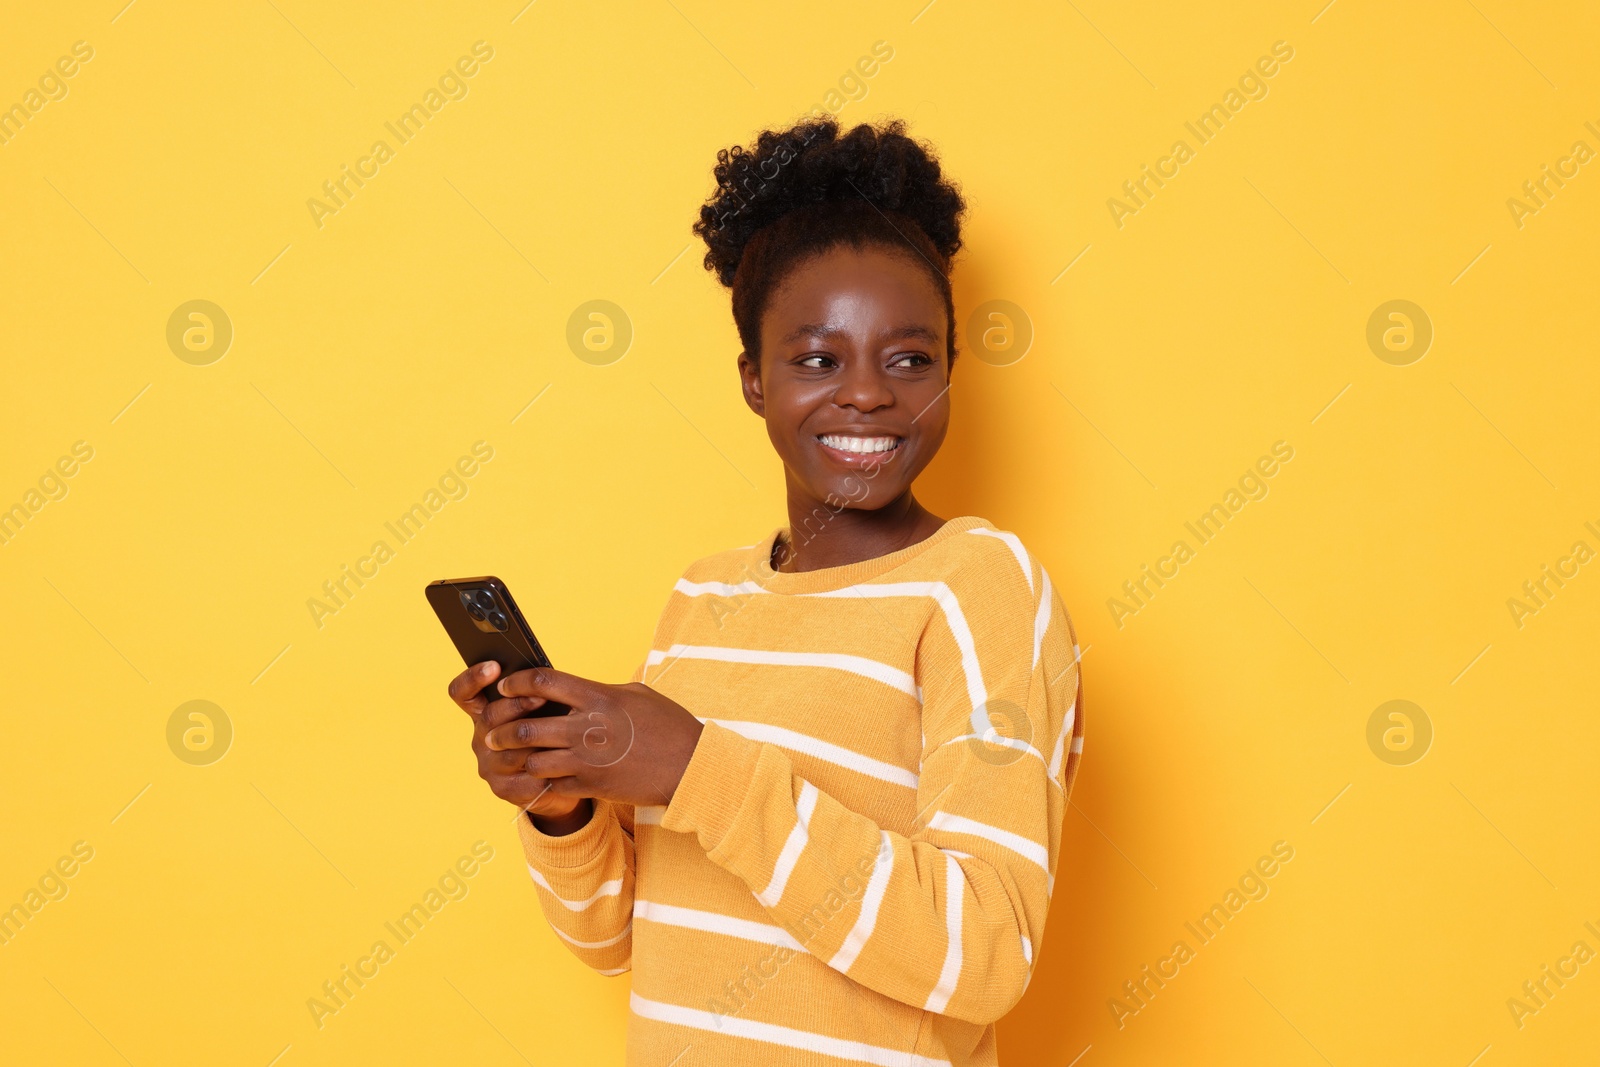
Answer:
[{"left": 750, "top": 515, "right": 991, "bottom": 594}]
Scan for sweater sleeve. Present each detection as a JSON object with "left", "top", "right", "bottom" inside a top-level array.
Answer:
[
  {"left": 659, "top": 554, "right": 1083, "bottom": 1024},
  {"left": 515, "top": 659, "right": 647, "bottom": 975}
]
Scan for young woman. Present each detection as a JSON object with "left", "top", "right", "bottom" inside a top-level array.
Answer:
[{"left": 446, "top": 117, "right": 1084, "bottom": 1066}]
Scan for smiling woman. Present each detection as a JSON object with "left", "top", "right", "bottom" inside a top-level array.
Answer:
[
  {"left": 699, "top": 118, "right": 967, "bottom": 564},
  {"left": 744, "top": 244, "right": 955, "bottom": 562},
  {"left": 443, "top": 116, "right": 1084, "bottom": 1067}
]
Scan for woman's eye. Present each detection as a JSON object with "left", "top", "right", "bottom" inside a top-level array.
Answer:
[
  {"left": 890, "top": 352, "right": 932, "bottom": 368},
  {"left": 798, "top": 354, "right": 835, "bottom": 368}
]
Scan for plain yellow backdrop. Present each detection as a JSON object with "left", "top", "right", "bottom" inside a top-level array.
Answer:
[{"left": 2, "top": 1, "right": 1597, "bottom": 1064}]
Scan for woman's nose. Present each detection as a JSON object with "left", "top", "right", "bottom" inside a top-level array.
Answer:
[{"left": 833, "top": 360, "right": 894, "bottom": 411}]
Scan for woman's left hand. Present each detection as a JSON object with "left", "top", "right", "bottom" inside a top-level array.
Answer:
[{"left": 484, "top": 667, "right": 705, "bottom": 808}]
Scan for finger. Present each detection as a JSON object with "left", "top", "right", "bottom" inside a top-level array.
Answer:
[
  {"left": 447, "top": 661, "right": 501, "bottom": 712},
  {"left": 524, "top": 746, "right": 581, "bottom": 780},
  {"left": 486, "top": 712, "right": 572, "bottom": 752},
  {"left": 481, "top": 746, "right": 538, "bottom": 775},
  {"left": 490, "top": 772, "right": 559, "bottom": 807},
  {"left": 481, "top": 694, "right": 548, "bottom": 730},
  {"left": 495, "top": 772, "right": 583, "bottom": 808},
  {"left": 495, "top": 666, "right": 596, "bottom": 706}
]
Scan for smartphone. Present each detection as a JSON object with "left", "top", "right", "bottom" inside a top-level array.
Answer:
[{"left": 425, "top": 576, "right": 570, "bottom": 717}]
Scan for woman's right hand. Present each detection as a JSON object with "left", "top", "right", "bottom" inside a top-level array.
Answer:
[{"left": 447, "top": 660, "right": 591, "bottom": 832}]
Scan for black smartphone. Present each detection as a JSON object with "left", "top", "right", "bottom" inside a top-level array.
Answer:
[{"left": 425, "top": 576, "right": 570, "bottom": 717}]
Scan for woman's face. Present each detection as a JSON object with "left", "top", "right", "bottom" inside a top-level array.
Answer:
[{"left": 739, "top": 244, "right": 952, "bottom": 512}]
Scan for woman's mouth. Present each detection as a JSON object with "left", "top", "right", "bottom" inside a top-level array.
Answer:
[{"left": 815, "top": 433, "right": 903, "bottom": 467}]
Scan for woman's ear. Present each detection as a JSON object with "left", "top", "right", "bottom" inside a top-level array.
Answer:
[{"left": 737, "top": 351, "right": 765, "bottom": 417}]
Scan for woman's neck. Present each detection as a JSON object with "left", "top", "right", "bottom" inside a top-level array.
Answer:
[{"left": 774, "top": 489, "right": 947, "bottom": 573}]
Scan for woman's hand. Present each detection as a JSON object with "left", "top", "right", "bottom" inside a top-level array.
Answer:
[
  {"left": 483, "top": 666, "right": 706, "bottom": 809},
  {"left": 446, "top": 661, "right": 591, "bottom": 831}
]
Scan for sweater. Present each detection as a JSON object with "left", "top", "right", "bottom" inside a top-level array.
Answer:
[{"left": 516, "top": 515, "right": 1084, "bottom": 1066}]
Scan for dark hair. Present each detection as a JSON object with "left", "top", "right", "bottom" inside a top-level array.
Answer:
[{"left": 692, "top": 117, "right": 967, "bottom": 366}]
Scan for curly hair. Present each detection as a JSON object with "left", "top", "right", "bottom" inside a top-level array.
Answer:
[{"left": 692, "top": 117, "right": 967, "bottom": 365}]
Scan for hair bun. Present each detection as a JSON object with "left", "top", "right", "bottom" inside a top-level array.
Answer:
[{"left": 694, "top": 117, "right": 965, "bottom": 288}]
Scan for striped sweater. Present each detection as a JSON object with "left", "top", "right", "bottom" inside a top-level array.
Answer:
[{"left": 517, "top": 515, "right": 1084, "bottom": 1066}]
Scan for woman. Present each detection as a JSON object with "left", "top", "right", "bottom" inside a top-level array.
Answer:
[{"left": 446, "top": 117, "right": 1084, "bottom": 1066}]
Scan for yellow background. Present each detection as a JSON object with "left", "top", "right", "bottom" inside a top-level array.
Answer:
[{"left": 3, "top": 1, "right": 1596, "bottom": 1063}]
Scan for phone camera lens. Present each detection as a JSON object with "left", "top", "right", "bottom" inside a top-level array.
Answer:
[
  {"left": 460, "top": 589, "right": 488, "bottom": 622},
  {"left": 487, "top": 610, "right": 509, "bottom": 632}
]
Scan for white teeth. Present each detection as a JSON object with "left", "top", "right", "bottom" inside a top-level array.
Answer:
[{"left": 819, "top": 434, "right": 900, "bottom": 454}]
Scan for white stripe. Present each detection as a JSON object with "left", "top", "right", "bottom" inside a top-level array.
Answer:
[
  {"left": 923, "top": 852, "right": 966, "bottom": 1012},
  {"left": 526, "top": 866, "right": 623, "bottom": 912},
  {"left": 828, "top": 832, "right": 895, "bottom": 973},
  {"left": 550, "top": 919, "right": 632, "bottom": 950},
  {"left": 710, "top": 719, "right": 918, "bottom": 789},
  {"left": 1020, "top": 934, "right": 1033, "bottom": 965},
  {"left": 675, "top": 578, "right": 767, "bottom": 597},
  {"left": 937, "top": 732, "right": 1049, "bottom": 767},
  {"left": 646, "top": 644, "right": 918, "bottom": 699},
  {"left": 1070, "top": 735, "right": 1084, "bottom": 754},
  {"left": 635, "top": 805, "right": 664, "bottom": 825},
  {"left": 755, "top": 781, "right": 819, "bottom": 906},
  {"left": 927, "top": 811, "right": 1049, "bottom": 872},
  {"left": 635, "top": 900, "right": 803, "bottom": 950},
  {"left": 1046, "top": 729, "right": 1067, "bottom": 786},
  {"left": 806, "top": 582, "right": 991, "bottom": 738},
  {"left": 1032, "top": 567, "right": 1053, "bottom": 669},
  {"left": 969, "top": 527, "right": 1032, "bottom": 593},
  {"left": 630, "top": 993, "right": 950, "bottom": 1067},
  {"left": 597, "top": 965, "right": 630, "bottom": 976},
  {"left": 675, "top": 573, "right": 1037, "bottom": 777},
  {"left": 1048, "top": 696, "right": 1077, "bottom": 782},
  {"left": 678, "top": 576, "right": 1012, "bottom": 754}
]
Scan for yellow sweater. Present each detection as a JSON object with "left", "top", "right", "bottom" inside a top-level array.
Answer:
[{"left": 517, "top": 515, "right": 1084, "bottom": 1066}]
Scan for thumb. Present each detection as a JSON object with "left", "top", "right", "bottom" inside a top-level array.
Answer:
[{"left": 496, "top": 665, "right": 593, "bottom": 706}]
